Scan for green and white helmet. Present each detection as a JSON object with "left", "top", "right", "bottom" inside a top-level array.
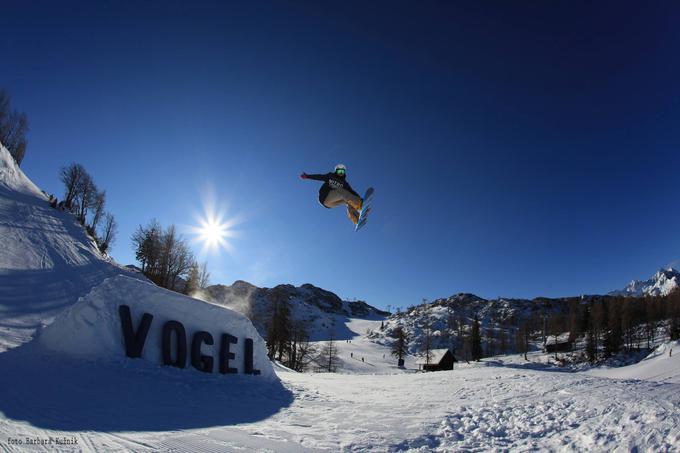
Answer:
[{"left": 334, "top": 164, "right": 346, "bottom": 175}]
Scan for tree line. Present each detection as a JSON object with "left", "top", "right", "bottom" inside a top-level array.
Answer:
[
  {"left": 389, "top": 289, "right": 680, "bottom": 365},
  {"left": 131, "top": 219, "right": 210, "bottom": 294},
  {"left": 0, "top": 89, "right": 29, "bottom": 166},
  {"left": 573, "top": 292, "right": 678, "bottom": 362},
  {"left": 507, "top": 291, "right": 680, "bottom": 363},
  {"left": 58, "top": 163, "right": 118, "bottom": 254},
  {"left": 497, "top": 291, "right": 680, "bottom": 363}
]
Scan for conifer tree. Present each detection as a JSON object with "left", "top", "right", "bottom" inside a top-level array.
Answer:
[
  {"left": 420, "top": 318, "right": 434, "bottom": 365},
  {"left": 390, "top": 326, "right": 409, "bottom": 363},
  {"left": 515, "top": 323, "right": 530, "bottom": 360},
  {"left": 603, "top": 298, "right": 623, "bottom": 357},
  {"left": 471, "top": 315, "right": 483, "bottom": 361},
  {"left": 585, "top": 304, "right": 598, "bottom": 363},
  {"left": 318, "top": 334, "right": 340, "bottom": 372}
]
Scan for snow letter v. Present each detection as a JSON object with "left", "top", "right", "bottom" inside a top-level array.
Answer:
[{"left": 119, "top": 305, "right": 153, "bottom": 358}]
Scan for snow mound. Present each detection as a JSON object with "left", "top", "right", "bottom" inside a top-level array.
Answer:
[{"left": 35, "top": 275, "right": 276, "bottom": 381}]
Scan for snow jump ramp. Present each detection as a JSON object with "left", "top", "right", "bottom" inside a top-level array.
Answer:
[
  {"left": 0, "top": 276, "right": 291, "bottom": 432},
  {"left": 36, "top": 275, "right": 275, "bottom": 379}
]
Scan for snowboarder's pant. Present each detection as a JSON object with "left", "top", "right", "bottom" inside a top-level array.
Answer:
[
  {"left": 321, "top": 188, "right": 362, "bottom": 209},
  {"left": 321, "top": 189, "right": 362, "bottom": 224}
]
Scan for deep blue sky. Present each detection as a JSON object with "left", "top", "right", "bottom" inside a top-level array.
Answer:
[{"left": 2, "top": 1, "right": 679, "bottom": 309}]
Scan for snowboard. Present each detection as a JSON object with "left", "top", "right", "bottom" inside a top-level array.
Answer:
[{"left": 355, "top": 187, "right": 374, "bottom": 232}]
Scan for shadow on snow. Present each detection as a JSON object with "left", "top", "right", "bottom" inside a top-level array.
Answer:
[{"left": 0, "top": 343, "right": 294, "bottom": 432}]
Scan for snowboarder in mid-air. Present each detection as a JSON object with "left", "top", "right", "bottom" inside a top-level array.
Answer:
[{"left": 300, "top": 164, "right": 371, "bottom": 227}]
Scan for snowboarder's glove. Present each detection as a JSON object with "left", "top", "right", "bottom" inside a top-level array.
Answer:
[{"left": 300, "top": 173, "right": 309, "bottom": 179}]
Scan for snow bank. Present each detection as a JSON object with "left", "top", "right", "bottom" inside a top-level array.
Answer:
[{"left": 35, "top": 275, "right": 276, "bottom": 381}]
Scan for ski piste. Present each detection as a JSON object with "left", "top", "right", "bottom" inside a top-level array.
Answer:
[{"left": 355, "top": 187, "right": 374, "bottom": 231}]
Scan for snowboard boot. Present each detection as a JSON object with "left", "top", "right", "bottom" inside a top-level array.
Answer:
[{"left": 347, "top": 198, "right": 363, "bottom": 213}]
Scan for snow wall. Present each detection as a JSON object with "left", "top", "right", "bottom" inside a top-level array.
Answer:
[{"left": 36, "top": 275, "right": 277, "bottom": 381}]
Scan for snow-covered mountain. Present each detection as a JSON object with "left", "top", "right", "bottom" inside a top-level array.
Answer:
[
  {"left": 371, "top": 293, "right": 571, "bottom": 355},
  {"left": 201, "top": 280, "right": 388, "bottom": 341},
  {"left": 610, "top": 268, "right": 680, "bottom": 297}
]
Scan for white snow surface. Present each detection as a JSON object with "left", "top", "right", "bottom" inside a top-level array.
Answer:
[
  {"left": 2, "top": 333, "right": 680, "bottom": 452},
  {"left": 588, "top": 340, "right": 680, "bottom": 384},
  {"left": 2, "top": 142, "right": 680, "bottom": 451}
]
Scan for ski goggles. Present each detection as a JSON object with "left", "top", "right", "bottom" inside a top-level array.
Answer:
[{"left": 335, "top": 169, "right": 346, "bottom": 175}]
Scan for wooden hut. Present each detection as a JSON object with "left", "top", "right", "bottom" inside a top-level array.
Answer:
[
  {"left": 416, "top": 349, "right": 457, "bottom": 372},
  {"left": 544, "top": 333, "right": 572, "bottom": 353}
]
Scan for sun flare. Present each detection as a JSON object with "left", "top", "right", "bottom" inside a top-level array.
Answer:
[
  {"left": 188, "top": 194, "right": 239, "bottom": 256},
  {"left": 198, "top": 217, "right": 228, "bottom": 247}
]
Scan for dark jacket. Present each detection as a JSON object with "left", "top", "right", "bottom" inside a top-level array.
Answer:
[{"left": 305, "top": 172, "right": 359, "bottom": 207}]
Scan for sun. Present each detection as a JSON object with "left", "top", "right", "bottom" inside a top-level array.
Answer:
[
  {"left": 188, "top": 194, "right": 239, "bottom": 256},
  {"left": 198, "top": 216, "right": 229, "bottom": 248}
]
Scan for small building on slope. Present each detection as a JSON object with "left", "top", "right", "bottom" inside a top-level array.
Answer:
[
  {"left": 416, "top": 349, "right": 457, "bottom": 372},
  {"left": 544, "top": 333, "right": 573, "bottom": 353}
]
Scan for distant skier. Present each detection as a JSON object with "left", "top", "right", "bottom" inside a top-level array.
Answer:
[{"left": 300, "top": 164, "right": 364, "bottom": 225}]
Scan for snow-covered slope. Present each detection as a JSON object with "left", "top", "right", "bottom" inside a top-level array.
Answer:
[
  {"left": 0, "top": 143, "right": 147, "bottom": 351},
  {"left": 610, "top": 268, "right": 680, "bottom": 297},
  {"left": 587, "top": 340, "right": 680, "bottom": 383},
  {"left": 310, "top": 316, "right": 419, "bottom": 374},
  {"left": 0, "top": 143, "right": 44, "bottom": 199},
  {"left": 0, "top": 143, "right": 100, "bottom": 271}
]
